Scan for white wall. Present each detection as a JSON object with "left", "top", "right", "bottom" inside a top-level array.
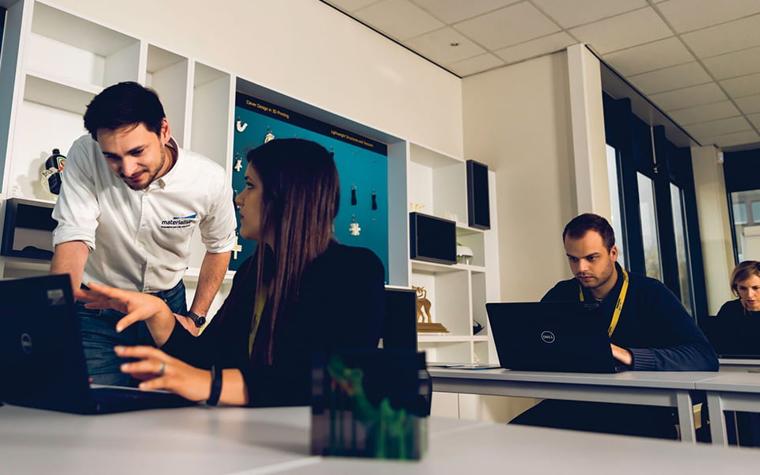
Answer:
[
  {"left": 44, "top": 0, "right": 463, "bottom": 157},
  {"left": 458, "top": 51, "right": 591, "bottom": 423},
  {"left": 691, "top": 145, "right": 734, "bottom": 314},
  {"left": 463, "top": 51, "right": 577, "bottom": 302}
]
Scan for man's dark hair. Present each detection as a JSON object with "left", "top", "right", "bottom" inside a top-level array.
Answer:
[
  {"left": 83, "top": 81, "right": 166, "bottom": 139},
  {"left": 562, "top": 213, "right": 616, "bottom": 250}
]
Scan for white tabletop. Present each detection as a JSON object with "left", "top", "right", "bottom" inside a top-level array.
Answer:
[
  {"left": 429, "top": 367, "right": 716, "bottom": 390},
  {"left": 0, "top": 405, "right": 482, "bottom": 475},
  {"left": 273, "top": 416, "right": 760, "bottom": 475},
  {"left": 4, "top": 404, "right": 760, "bottom": 474},
  {"left": 696, "top": 371, "right": 760, "bottom": 392}
]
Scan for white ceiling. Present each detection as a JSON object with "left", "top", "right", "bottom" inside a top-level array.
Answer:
[{"left": 323, "top": 0, "right": 760, "bottom": 150}]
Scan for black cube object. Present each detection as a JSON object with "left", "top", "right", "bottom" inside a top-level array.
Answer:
[
  {"left": 409, "top": 212, "right": 456, "bottom": 265},
  {"left": 1, "top": 198, "right": 57, "bottom": 260},
  {"left": 466, "top": 159, "right": 490, "bottom": 230},
  {"left": 383, "top": 287, "right": 417, "bottom": 351}
]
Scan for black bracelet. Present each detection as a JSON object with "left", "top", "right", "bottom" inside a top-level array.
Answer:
[
  {"left": 206, "top": 365, "right": 222, "bottom": 406},
  {"left": 186, "top": 311, "right": 206, "bottom": 328}
]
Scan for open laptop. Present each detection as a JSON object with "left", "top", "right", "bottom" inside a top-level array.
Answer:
[
  {"left": 486, "top": 302, "right": 620, "bottom": 373},
  {"left": 0, "top": 274, "right": 194, "bottom": 414},
  {"left": 698, "top": 314, "right": 760, "bottom": 359}
]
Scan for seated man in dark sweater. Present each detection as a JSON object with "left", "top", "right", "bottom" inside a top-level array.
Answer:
[{"left": 510, "top": 213, "right": 718, "bottom": 438}]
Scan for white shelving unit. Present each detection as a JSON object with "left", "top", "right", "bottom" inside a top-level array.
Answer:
[
  {"left": 0, "top": 1, "right": 236, "bottom": 320},
  {"left": 0, "top": 1, "right": 502, "bottom": 365},
  {"left": 407, "top": 143, "right": 500, "bottom": 365}
]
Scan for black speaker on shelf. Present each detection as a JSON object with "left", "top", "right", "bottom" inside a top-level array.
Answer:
[
  {"left": 409, "top": 212, "right": 456, "bottom": 265},
  {"left": 466, "top": 159, "right": 490, "bottom": 230},
  {"left": 1, "top": 198, "right": 57, "bottom": 260}
]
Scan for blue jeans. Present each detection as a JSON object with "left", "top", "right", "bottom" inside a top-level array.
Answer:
[{"left": 78, "top": 280, "right": 188, "bottom": 386}]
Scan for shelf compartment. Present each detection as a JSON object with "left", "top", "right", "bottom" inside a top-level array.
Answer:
[
  {"left": 13, "top": 77, "right": 90, "bottom": 199},
  {"left": 145, "top": 45, "right": 189, "bottom": 146},
  {"left": 410, "top": 270, "right": 469, "bottom": 336},
  {"left": 26, "top": 3, "right": 140, "bottom": 88},
  {"left": 190, "top": 62, "right": 232, "bottom": 170},
  {"left": 407, "top": 143, "right": 467, "bottom": 224},
  {"left": 24, "top": 72, "right": 100, "bottom": 115},
  {"left": 418, "top": 341, "right": 472, "bottom": 364},
  {"left": 411, "top": 259, "right": 469, "bottom": 275}
]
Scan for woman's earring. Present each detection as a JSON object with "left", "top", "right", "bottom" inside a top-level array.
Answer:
[
  {"left": 349, "top": 215, "right": 361, "bottom": 237},
  {"left": 351, "top": 185, "right": 357, "bottom": 206}
]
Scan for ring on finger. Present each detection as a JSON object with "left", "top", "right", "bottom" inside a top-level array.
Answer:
[{"left": 158, "top": 361, "right": 166, "bottom": 376}]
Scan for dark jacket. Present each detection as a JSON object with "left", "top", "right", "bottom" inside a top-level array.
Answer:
[
  {"left": 717, "top": 299, "right": 760, "bottom": 318},
  {"left": 542, "top": 263, "right": 718, "bottom": 371},
  {"left": 161, "top": 241, "right": 385, "bottom": 406}
]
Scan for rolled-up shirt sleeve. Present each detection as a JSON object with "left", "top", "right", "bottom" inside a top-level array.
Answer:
[
  {"left": 52, "top": 138, "right": 100, "bottom": 251},
  {"left": 199, "top": 170, "right": 237, "bottom": 253}
]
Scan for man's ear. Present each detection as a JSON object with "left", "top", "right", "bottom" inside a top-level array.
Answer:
[
  {"left": 610, "top": 245, "right": 619, "bottom": 262},
  {"left": 159, "top": 118, "right": 171, "bottom": 145}
]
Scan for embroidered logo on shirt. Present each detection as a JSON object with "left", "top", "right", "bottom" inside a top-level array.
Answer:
[{"left": 161, "top": 213, "right": 197, "bottom": 229}]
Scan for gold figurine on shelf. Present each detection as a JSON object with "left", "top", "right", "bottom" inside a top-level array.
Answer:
[{"left": 413, "top": 286, "right": 448, "bottom": 333}]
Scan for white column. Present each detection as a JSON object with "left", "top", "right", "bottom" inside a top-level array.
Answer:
[{"left": 566, "top": 43, "right": 610, "bottom": 219}]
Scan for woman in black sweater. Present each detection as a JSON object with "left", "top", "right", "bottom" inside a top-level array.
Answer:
[
  {"left": 717, "top": 260, "right": 760, "bottom": 318},
  {"left": 82, "top": 138, "right": 385, "bottom": 406}
]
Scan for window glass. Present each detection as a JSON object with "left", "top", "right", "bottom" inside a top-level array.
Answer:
[
  {"left": 730, "top": 190, "right": 760, "bottom": 261},
  {"left": 606, "top": 144, "right": 625, "bottom": 266},
  {"left": 637, "top": 173, "right": 662, "bottom": 280},
  {"left": 670, "top": 184, "right": 693, "bottom": 315}
]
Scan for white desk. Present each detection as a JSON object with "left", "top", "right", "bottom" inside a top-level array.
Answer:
[
  {"left": 429, "top": 368, "right": 717, "bottom": 443},
  {"left": 0, "top": 404, "right": 480, "bottom": 474},
  {"left": 697, "top": 371, "right": 760, "bottom": 446},
  {"left": 3, "top": 404, "right": 759, "bottom": 474}
]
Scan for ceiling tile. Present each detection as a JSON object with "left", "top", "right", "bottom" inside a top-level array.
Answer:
[
  {"left": 656, "top": 0, "right": 760, "bottom": 33},
  {"left": 681, "top": 14, "right": 760, "bottom": 58},
  {"left": 446, "top": 53, "right": 505, "bottom": 76},
  {"left": 603, "top": 37, "right": 694, "bottom": 76},
  {"left": 411, "top": 0, "right": 520, "bottom": 23},
  {"left": 668, "top": 101, "right": 742, "bottom": 125},
  {"left": 649, "top": 83, "right": 727, "bottom": 111},
  {"left": 628, "top": 62, "right": 711, "bottom": 94},
  {"left": 736, "top": 94, "right": 760, "bottom": 114},
  {"left": 405, "top": 27, "right": 486, "bottom": 64},
  {"left": 354, "top": 0, "right": 443, "bottom": 41},
  {"left": 748, "top": 113, "right": 760, "bottom": 129},
  {"left": 533, "top": 0, "right": 647, "bottom": 28},
  {"left": 684, "top": 116, "right": 752, "bottom": 138},
  {"left": 494, "top": 32, "right": 576, "bottom": 64},
  {"left": 703, "top": 46, "right": 760, "bottom": 79},
  {"left": 453, "top": 2, "right": 559, "bottom": 50},
  {"left": 325, "top": 0, "right": 381, "bottom": 12},
  {"left": 701, "top": 130, "right": 760, "bottom": 147},
  {"left": 569, "top": 7, "right": 671, "bottom": 55},
  {"left": 721, "top": 73, "right": 760, "bottom": 98}
]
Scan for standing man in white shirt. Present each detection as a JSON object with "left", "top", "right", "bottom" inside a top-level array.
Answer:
[{"left": 51, "top": 82, "right": 237, "bottom": 386}]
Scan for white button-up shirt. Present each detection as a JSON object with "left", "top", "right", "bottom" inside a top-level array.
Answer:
[{"left": 52, "top": 135, "right": 237, "bottom": 292}]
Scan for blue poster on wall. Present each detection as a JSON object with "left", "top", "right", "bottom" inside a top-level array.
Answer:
[{"left": 232, "top": 93, "right": 389, "bottom": 282}]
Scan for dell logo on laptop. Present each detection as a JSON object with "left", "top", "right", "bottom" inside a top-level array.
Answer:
[
  {"left": 540, "top": 331, "right": 556, "bottom": 344},
  {"left": 20, "top": 333, "right": 33, "bottom": 354}
]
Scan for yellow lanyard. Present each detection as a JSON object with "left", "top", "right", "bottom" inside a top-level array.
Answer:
[
  {"left": 248, "top": 285, "right": 268, "bottom": 357},
  {"left": 579, "top": 268, "right": 629, "bottom": 338}
]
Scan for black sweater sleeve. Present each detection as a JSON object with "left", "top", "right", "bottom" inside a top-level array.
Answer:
[
  {"left": 240, "top": 245, "right": 385, "bottom": 407},
  {"left": 160, "top": 262, "right": 248, "bottom": 369},
  {"left": 627, "top": 280, "right": 718, "bottom": 371}
]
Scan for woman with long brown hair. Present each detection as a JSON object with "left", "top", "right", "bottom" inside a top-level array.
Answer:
[{"left": 81, "top": 138, "right": 385, "bottom": 406}]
